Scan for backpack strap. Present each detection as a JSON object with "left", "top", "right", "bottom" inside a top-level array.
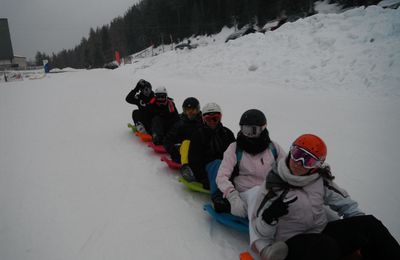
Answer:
[
  {"left": 229, "top": 145, "right": 242, "bottom": 182},
  {"left": 256, "top": 188, "right": 290, "bottom": 217},
  {"left": 269, "top": 141, "right": 278, "bottom": 161},
  {"left": 230, "top": 142, "right": 277, "bottom": 183},
  {"left": 256, "top": 168, "right": 298, "bottom": 217},
  {"left": 236, "top": 146, "right": 243, "bottom": 162}
]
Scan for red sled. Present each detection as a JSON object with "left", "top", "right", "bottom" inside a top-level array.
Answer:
[
  {"left": 148, "top": 143, "right": 167, "bottom": 153},
  {"left": 160, "top": 155, "right": 182, "bottom": 170}
]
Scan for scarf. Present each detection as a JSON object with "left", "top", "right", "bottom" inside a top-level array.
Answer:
[
  {"left": 236, "top": 128, "right": 271, "bottom": 155},
  {"left": 277, "top": 159, "right": 320, "bottom": 187}
]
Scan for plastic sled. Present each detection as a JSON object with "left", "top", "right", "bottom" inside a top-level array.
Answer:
[
  {"left": 160, "top": 155, "right": 182, "bottom": 169},
  {"left": 127, "top": 123, "right": 137, "bottom": 133},
  {"left": 203, "top": 204, "right": 249, "bottom": 233},
  {"left": 240, "top": 251, "right": 254, "bottom": 260},
  {"left": 179, "top": 177, "right": 210, "bottom": 194},
  {"left": 135, "top": 131, "right": 152, "bottom": 142},
  {"left": 148, "top": 142, "right": 167, "bottom": 153},
  {"left": 128, "top": 123, "right": 152, "bottom": 142}
]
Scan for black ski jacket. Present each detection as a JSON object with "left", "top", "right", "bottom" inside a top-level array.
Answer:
[
  {"left": 188, "top": 123, "right": 235, "bottom": 185},
  {"left": 163, "top": 113, "right": 203, "bottom": 162},
  {"left": 143, "top": 97, "right": 179, "bottom": 120},
  {"left": 125, "top": 88, "right": 154, "bottom": 110}
]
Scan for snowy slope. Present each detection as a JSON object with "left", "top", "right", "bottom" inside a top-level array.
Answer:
[{"left": 1, "top": 5, "right": 399, "bottom": 260}]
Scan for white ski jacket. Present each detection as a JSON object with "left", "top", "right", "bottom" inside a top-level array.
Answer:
[{"left": 250, "top": 159, "right": 364, "bottom": 253}]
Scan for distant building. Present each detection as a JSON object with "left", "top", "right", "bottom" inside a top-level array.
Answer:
[
  {"left": 0, "top": 18, "right": 27, "bottom": 70},
  {"left": 0, "top": 18, "right": 14, "bottom": 68},
  {"left": 12, "top": 55, "right": 27, "bottom": 69}
]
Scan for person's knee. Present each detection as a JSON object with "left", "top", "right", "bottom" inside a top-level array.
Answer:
[
  {"left": 363, "top": 215, "right": 381, "bottom": 225},
  {"left": 353, "top": 215, "right": 385, "bottom": 230}
]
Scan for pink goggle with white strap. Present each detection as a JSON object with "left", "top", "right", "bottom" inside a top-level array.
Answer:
[{"left": 290, "top": 145, "right": 323, "bottom": 169}]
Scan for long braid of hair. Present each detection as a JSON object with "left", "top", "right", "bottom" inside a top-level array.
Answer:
[{"left": 318, "top": 164, "right": 335, "bottom": 180}]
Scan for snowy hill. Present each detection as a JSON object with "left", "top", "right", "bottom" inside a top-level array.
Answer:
[{"left": 1, "top": 5, "right": 399, "bottom": 260}]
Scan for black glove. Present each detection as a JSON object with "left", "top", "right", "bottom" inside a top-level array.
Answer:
[
  {"left": 262, "top": 194, "right": 297, "bottom": 225},
  {"left": 212, "top": 193, "right": 230, "bottom": 213}
]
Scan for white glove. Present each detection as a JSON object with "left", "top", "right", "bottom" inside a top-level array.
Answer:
[
  {"left": 226, "top": 190, "right": 247, "bottom": 218},
  {"left": 260, "top": 241, "right": 288, "bottom": 260}
]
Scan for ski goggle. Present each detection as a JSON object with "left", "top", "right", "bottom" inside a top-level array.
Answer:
[
  {"left": 203, "top": 113, "right": 221, "bottom": 124},
  {"left": 155, "top": 93, "right": 167, "bottom": 102},
  {"left": 240, "top": 125, "right": 266, "bottom": 138},
  {"left": 290, "top": 145, "right": 323, "bottom": 169}
]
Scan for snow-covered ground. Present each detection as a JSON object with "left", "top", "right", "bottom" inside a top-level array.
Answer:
[{"left": 1, "top": 5, "right": 399, "bottom": 260}]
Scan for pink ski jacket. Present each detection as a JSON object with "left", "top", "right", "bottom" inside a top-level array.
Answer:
[{"left": 216, "top": 141, "right": 286, "bottom": 197}]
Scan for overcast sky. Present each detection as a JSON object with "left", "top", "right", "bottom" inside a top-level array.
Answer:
[{"left": 0, "top": 0, "right": 140, "bottom": 60}]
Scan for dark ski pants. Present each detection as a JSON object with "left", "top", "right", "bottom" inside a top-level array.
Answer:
[
  {"left": 285, "top": 215, "right": 400, "bottom": 260},
  {"left": 132, "top": 109, "right": 151, "bottom": 133},
  {"left": 151, "top": 116, "right": 177, "bottom": 140}
]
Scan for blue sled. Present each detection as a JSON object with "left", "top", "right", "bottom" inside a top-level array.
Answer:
[{"left": 203, "top": 204, "right": 249, "bottom": 233}]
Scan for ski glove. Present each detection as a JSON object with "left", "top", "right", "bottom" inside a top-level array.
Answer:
[
  {"left": 212, "top": 192, "right": 230, "bottom": 213},
  {"left": 227, "top": 190, "right": 247, "bottom": 218},
  {"left": 260, "top": 241, "right": 288, "bottom": 260},
  {"left": 262, "top": 195, "right": 297, "bottom": 225}
]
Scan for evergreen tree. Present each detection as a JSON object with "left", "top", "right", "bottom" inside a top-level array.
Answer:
[
  {"left": 100, "top": 25, "right": 113, "bottom": 62},
  {"left": 37, "top": 0, "right": 377, "bottom": 69}
]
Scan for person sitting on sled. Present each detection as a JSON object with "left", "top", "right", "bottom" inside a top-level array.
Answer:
[
  {"left": 214, "top": 109, "right": 285, "bottom": 216},
  {"left": 144, "top": 86, "right": 179, "bottom": 145},
  {"left": 163, "top": 97, "right": 202, "bottom": 163},
  {"left": 125, "top": 79, "right": 154, "bottom": 133},
  {"left": 181, "top": 102, "right": 235, "bottom": 189},
  {"left": 251, "top": 134, "right": 400, "bottom": 260}
]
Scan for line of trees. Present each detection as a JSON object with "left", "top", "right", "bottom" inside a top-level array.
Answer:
[{"left": 35, "top": 0, "right": 380, "bottom": 69}]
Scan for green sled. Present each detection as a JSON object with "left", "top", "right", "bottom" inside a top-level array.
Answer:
[
  {"left": 178, "top": 177, "right": 210, "bottom": 194},
  {"left": 127, "top": 123, "right": 137, "bottom": 133}
]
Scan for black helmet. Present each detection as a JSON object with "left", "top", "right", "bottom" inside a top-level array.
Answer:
[
  {"left": 182, "top": 97, "right": 200, "bottom": 110},
  {"left": 239, "top": 109, "right": 266, "bottom": 126},
  {"left": 136, "top": 79, "right": 152, "bottom": 90}
]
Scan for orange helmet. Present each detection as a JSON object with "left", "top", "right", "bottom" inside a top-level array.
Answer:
[{"left": 292, "top": 134, "right": 327, "bottom": 161}]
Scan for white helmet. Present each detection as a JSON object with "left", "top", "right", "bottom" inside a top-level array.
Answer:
[
  {"left": 154, "top": 86, "right": 167, "bottom": 96},
  {"left": 202, "top": 102, "right": 222, "bottom": 115}
]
